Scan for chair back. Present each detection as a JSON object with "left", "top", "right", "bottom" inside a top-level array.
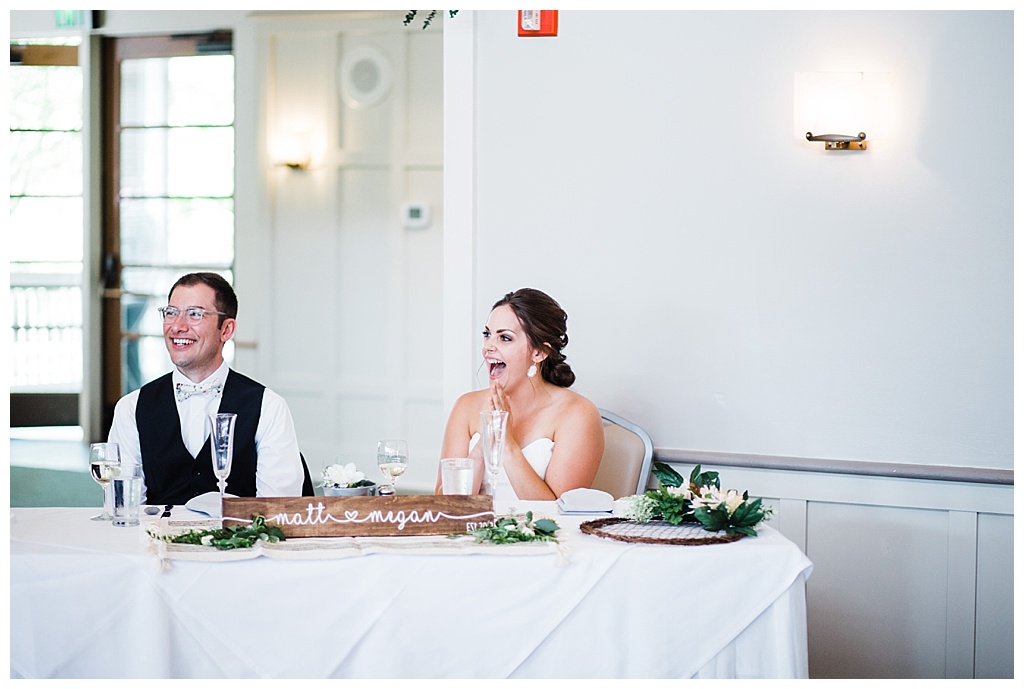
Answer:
[
  {"left": 590, "top": 409, "right": 654, "bottom": 499},
  {"left": 299, "top": 453, "right": 315, "bottom": 497}
]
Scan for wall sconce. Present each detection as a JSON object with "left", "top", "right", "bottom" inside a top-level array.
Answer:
[
  {"left": 271, "top": 132, "right": 312, "bottom": 170},
  {"left": 795, "top": 71, "right": 889, "bottom": 151}
]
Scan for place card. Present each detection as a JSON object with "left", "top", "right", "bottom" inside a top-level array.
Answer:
[{"left": 221, "top": 495, "right": 495, "bottom": 537}]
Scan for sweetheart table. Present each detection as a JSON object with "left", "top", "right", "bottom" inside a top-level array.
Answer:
[{"left": 10, "top": 502, "right": 812, "bottom": 679}]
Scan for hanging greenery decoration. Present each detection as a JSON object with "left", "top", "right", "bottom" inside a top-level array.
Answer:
[{"left": 404, "top": 10, "right": 459, "bottom": 30}]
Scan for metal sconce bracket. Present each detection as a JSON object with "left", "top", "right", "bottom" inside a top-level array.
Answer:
[{"left": 806, "top": 132, "right": 868, "bottom": 150}]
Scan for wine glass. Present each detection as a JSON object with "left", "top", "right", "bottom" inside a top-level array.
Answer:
[
  {"left": 376, "top": 440, "right": 408, "bottom": 496},
  {"left": 89, "top": 442, "right": 121, "bottom": 521},
  {"left": 480, "top": 410, "right": 509, "bottom": 497},
  {"left": 210, "top": 413, "right": 237, "bottom": 506}
]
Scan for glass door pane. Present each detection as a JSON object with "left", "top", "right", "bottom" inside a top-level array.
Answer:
[{"left": 103, "top": 36, "right": 235, "bottom": 418}]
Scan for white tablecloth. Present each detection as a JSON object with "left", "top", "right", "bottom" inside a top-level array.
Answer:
[{"left": 10, "top": 502, "right": 812, "bottom": 679}]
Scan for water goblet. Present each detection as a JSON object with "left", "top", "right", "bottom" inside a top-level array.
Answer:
[
  {"left": 376, "top": 440, "right": 408, "bottom": 496},
  {"left": 480, "top": 410, "right": 509, "bottom": 497},
  {"left": 89, "top": 442, "right": 121, "bottom": 521},
  {"left": 210, "top": 413, "right": 237, "bottom": 507}
]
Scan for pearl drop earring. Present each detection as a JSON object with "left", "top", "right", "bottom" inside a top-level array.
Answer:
[{"left": 527, "top": 364, "right": 538, "bottom": 378}]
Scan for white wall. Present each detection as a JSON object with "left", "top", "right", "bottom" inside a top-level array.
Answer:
[
  {"left": 456, "top": 10, "right": 1013, "bottom": 473},
  {"left": 448, "top": 9, "right": 1014, "bottom": 679}
]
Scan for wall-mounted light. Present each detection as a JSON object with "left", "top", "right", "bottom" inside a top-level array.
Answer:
[
  {"left": 271, "top": 132, "right": 312, "bottom": 170},
  {"left": 806, "top": 131, "right": 867, "bottom": 150},
  {"left": 795, "top": 71, "right": 890, "bottom": 151}
]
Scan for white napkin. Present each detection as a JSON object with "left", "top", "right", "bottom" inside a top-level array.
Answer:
[
  {"left": 184, "top": 491, "right": 237, "bottom": 518},
  {"left": 556, "top": 487, "right": 614, "bottom": 514}
]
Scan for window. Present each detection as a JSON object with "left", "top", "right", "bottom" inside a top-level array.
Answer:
[
  {"left": 9, "top": 39, "right": 84, "bottom": 428},
  {"left": 102, "top": 34, "right": 235, "bottom": 424}
]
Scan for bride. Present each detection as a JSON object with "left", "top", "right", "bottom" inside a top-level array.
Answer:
[{"left": 436, "top": 288, "right": 604, "bottom": 500}]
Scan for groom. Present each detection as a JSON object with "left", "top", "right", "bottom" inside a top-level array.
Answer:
[{"left": 108, "top": 272, "right": 309, "bottom": 504}]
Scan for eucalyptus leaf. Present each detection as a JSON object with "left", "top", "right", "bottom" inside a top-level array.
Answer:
[
  {"left": 463, "top": 511, "right": 560, "bottom": 545},
  {"left": 534, "top": 518, "right": 558, "bottom": 535},
  {"left": 155, "top": 515, "right": 286, "bottom": 550}
]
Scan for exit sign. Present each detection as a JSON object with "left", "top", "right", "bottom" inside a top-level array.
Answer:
[{"left": 53, "top": 10, "right": 87, "bottom": 29}]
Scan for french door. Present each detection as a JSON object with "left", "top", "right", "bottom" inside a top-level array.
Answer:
[{"left": 100, "top": 33, "right": 235, "bottom": 431}]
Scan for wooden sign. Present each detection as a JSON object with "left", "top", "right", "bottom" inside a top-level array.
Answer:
[{"left": 221, "top": 495, "right": 495, "bottom": 538}]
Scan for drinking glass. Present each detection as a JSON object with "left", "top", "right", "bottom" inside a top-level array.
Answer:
[
  {"left": 480, "top": 410, "right": 509, "bottom": 497},
  {"left": 376, "top": 440, "right": 408, "bottom": 496},
  {"left": 89, "top": 442, "right": 121, "bottom": 521},
  {"left": 441, "top": 458, "right": 475, "bottom": 495},
  {"left": 111, "top": 475, "right": 143, "bottom": 527},
  {"left": 210, "top": 413, "right": 237, "bottom": 505}
]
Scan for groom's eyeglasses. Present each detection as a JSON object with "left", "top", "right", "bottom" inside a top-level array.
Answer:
[{"left": 158, "top": 306, "right": 228, "bottom": 325}]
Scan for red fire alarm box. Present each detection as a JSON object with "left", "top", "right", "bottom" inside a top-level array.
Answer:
[{"left": 518, "top": 10, "right": 558, "bottom": 37}]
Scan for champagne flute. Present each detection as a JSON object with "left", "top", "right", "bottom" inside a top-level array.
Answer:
[
  {"left": 376, "top": 440, "right": 408, "bottom": 496},
  {"left": 210, "top": 413, "right": 237, "bottom": 508},
  {"left": 480, "top": 410, "right": 509, "bottom": 497},
  {"left": 89, "top": 442, "right": 121, "bottom": 521}
]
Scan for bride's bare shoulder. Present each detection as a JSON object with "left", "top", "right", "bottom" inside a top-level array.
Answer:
[
  {"left": 452, "top": 389, "right": 487, "bottom": 414},
  {"left": 554, "top": 387, "right": 601, "bottom": 419}
]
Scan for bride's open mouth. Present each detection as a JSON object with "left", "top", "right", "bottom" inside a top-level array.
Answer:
[{"left": 487, "top": 359, "right": 506, "bottom": 380}]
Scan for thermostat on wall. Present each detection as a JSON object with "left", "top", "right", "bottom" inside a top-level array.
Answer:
[{"left": 402, "top": 202, "right": 431, "bottom": 229}]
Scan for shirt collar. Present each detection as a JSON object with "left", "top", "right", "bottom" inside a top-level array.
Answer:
[{"left": 171, "top": 360, "right": 229, "bottom": 390}]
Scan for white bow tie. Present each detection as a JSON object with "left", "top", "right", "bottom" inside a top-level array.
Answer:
[{"left": 175, "top": 380, "right": 223, "bottom": 402}]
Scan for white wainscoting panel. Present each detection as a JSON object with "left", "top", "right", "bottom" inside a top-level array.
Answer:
[
  {"left": 656, "top": 459, "right": 1013, "bottom": 679},
  {"left": 254, "top": 16, "right": 444, "bottom": 493},
  {"left": 974, "top": 512, "right": 1014, "bottom": 679}
]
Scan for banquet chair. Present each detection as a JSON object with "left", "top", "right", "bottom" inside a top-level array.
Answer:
[
  {"left": 591, "top": 409, "right": 654, "bottom": 499},
  {"left": 299, "top": 453, "right": 315, "bottom": 496}
]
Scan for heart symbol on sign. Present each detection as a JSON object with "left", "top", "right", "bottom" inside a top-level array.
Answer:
[{"left": 344, "top": 510, "right": 359, "bottom": 521}]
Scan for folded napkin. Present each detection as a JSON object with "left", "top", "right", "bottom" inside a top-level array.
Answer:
[
  {"left": 556, "top": 487, "right": 614, "bottom": 514},
  {"left": 184, "top": 491, "right": 237, "bottom": 518}
]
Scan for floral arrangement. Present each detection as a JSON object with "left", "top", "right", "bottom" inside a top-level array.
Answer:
[
  {"left": 622, "top": 463, "right": 771, "bottom": 537},
  {"left": 319, "top": 462, "right": 375, "bottom": 490},
  {"left": 458, "top": 510, "right": 559, "bottom": 545},
  {"left": 151, "top": 515, "right": 286, "bottom": 550}
]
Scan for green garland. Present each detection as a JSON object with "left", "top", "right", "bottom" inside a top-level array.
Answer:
[
  {"left": 151, "top": 515, "right": 286, "bottom": 550},
  {"left": 403, "top": 10, "right": 458, "bottom": 30},
  {"left": 457, "top": 510, "right": 559, "bottom": 545},
  {"left": 622, "top": 463, "right": 771, "bottom": 537}
]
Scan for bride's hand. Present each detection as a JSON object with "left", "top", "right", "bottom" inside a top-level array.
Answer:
[
  {"left": 488, "top": 381, "right": 510, "bottom": 414},
  {"left": 487, "top": 382, "right": 519, "bottom": 455}
]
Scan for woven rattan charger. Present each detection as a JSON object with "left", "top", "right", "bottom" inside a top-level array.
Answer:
[{"left": 579, "top": 517, "right": 746, "bottom": 546}]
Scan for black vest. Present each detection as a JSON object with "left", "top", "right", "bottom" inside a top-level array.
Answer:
[{"left": 136, "top": 370, "right": 264, "bottom": 504}]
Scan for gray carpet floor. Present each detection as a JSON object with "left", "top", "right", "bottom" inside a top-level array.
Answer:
[
  {"left": 10, "top": 465, "right": 101, "bottom": 507},
  {"left": 10, "top": 437, "right": 99, "bottom": 507}
]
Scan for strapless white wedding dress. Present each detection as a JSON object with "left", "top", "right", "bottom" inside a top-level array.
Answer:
[{"left": 468, "top": 432, "right": 554, "bottom": 501}]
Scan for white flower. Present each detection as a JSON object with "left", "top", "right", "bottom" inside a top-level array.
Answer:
[
  {"left": 691, "top": 486, "right": 745, "bottom": 514},
  {"left": 723, "top": 490, "right": 745, "bottom": 515},
  {"left": 319, "top": 462, "right": 365, "bottom": 488},
  {"left": 691, "top": 485, "right": 725, "bottom": 511},
  {"left": 665, "top": 485, "right": 693, "bottom": 500},
  {"left": 200, "top": 535, "right": 214, "bottom": 547}
]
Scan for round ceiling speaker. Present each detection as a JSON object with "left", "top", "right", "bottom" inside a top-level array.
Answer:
[{"left": 339, "top": 44, "right": 393, "bottom": 109}]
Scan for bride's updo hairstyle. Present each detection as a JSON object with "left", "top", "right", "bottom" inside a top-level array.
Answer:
[{"left": 492, "top": 288, "right": 576, "bottom": 388}]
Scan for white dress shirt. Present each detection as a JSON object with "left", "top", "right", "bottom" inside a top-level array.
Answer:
[{"left": 108, "top": 360, "right": 304, "bottom": 503}]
